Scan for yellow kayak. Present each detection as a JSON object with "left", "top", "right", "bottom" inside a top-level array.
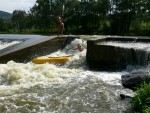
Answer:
[{"left": 32, "top": 55, "right": 74, "bottom": 64}]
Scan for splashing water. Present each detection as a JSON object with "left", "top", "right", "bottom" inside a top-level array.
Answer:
[
  {"left": 38, "top": 38, "right": 87, "bottom": 69},
  {"left": 0, "top": 41, "right": 21, "bottom": 50},
  {"left": 0, "top": 37, "right": 136, "bottom": 113},
  {"left": 99, "top": 41, "right": 150, "bottom": 51}
]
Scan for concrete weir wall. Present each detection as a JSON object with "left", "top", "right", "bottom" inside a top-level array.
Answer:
[
  {"left": 0, "top": 36, "right": 74, "bottom": 63},
  {"left": 86, "top": 36, "right": 150, "bottom": 71}
]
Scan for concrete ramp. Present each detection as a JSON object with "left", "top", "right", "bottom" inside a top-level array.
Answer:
[{"left": 0, "top": 35, "right": 68, "bottom": 63}]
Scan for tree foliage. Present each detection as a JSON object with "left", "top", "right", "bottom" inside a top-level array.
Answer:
[
  {"left": 0, "top": 0, "right": 150, "bottom": 35},
  {"left": 12, "top": 10, "right": 26, "bottom": 32}
]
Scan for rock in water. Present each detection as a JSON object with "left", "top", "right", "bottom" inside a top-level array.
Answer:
[{"left": 121, "top": 72, "right": 150, "bottom": 90}]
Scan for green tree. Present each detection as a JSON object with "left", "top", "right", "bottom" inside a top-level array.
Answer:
[
  {"left": 29, "top": 0, "right": 56, "bottom": 32},
  {"left": 0, "top": 19, "right": 7, "bottom": 31},
  {"left": 12, "top": 10, "right": 26, "bottom": 32},
  {"left": 110, "top": 0, "right": 149, "bottom": 35},
  {"left": 63, "top": 0, "right": 81, "bottom": 34}
]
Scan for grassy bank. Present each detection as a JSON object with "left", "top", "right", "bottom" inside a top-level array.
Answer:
[
  {"left": 1, "top": 27, "right": 150, "bottom": 36},
  {"left": 0, "top": 29, "right": 58, "bottom": 36},
  {"left": 130, "top": 83, "right": 150, "bottom": 113}
]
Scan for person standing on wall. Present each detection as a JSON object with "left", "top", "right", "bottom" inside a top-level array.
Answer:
[{"left": 57, "top": 16, "right": 64, "bottom": 36}]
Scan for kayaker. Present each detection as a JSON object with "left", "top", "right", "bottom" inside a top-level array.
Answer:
[
  {"left": 57, "top": 16, "right": 64, "bottom": 36},
  {"left": 67, "top": 44, "right": 84, "bottom": 52}
]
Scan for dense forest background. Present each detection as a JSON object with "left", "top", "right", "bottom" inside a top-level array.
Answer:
[{"left": 0, "top": 0, "right": 150, "bottom": 36}]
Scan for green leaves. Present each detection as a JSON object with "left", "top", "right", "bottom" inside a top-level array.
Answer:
[
  {"left": 2, "top": 0, "right": 149, "bottom": 35},
  {"left": 12, "top": 10, "right": 26, "bottom": 32},
  {"left": 130, "top": 83, "right": 150, "bottom": 112}
]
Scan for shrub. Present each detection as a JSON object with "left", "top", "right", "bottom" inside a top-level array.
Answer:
[{"left": 130, "top": 83, "right": 150, "bottom": 112}]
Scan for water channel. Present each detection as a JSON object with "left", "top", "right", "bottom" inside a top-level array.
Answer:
[{"left": 0, "top": 34, "right": 147, "bottom": 113}]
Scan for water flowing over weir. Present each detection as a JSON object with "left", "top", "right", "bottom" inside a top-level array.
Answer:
[
  {"left": 1, "top": 34, "right": 150, "bottom": 113},
  {"left": 87, "top": 36, "right": 150, "bottom": 71}
]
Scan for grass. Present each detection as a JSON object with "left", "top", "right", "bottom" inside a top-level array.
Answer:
[
  {"left": 0, "top": 29, "right": 58, "bottom": 35},
  {"left": 130, "top": 83, "right": 150, "bottom": 113}
]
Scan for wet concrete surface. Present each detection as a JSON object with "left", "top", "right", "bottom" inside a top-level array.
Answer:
[{"left": 0, "top": 35, "right": 68, "bottom": 63}]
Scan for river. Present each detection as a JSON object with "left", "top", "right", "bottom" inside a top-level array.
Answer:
[{"left": 0, "top": 34, "right": 143, "bottom": 113}]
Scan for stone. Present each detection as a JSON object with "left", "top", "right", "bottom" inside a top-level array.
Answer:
[{"left": 121, "top": 72, "right": 150, "bottom": 90}]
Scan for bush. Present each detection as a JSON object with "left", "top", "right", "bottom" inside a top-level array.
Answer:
[
  {"left": 130, "top": 83, "right": 150, "bottom": 112},
  {"left": 143, "top": 107, "right": 150, "bottom": 113}
]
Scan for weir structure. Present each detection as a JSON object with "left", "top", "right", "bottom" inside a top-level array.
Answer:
[
  {"left": 1, "top": 35, "right": 150, "bottom": 71},
  {"left": 0, "top": 35, "right": 77, "bottom": 63},
  {"left": 86, "top": 36, "right": 150, "bottom": 71}
]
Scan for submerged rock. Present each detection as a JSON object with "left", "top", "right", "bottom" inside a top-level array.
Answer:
[
  {"left": 121, "top": 72, "right": 150, "bottom": 90},
  {"left": 120, "top": 94, "right": 133, "bottom": 99}
]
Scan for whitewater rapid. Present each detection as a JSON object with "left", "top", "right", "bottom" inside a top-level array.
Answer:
[
  {"left": 0, "top": 40, "right": 21, "bottom": 50},
  {"left": 0, "top": 36, "right": 139, "bottom": 113}
]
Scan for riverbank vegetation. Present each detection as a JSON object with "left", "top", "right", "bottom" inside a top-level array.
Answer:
[
  {"left": 0, "top": 0, "right": 150, "bottom": 36},
  {"left": 131, "top": 83, "right": 150, "bottom": 113}
]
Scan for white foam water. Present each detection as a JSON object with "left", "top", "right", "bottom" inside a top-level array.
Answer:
[
  {"left": 99, "top": 41, "right": 150, "bottom": 51},
  {"left": 0, "top": 37, "right": 138, "bottom": 113},
  {"left": 0, "top": 41, "right": 21, "bottom": 50}
]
